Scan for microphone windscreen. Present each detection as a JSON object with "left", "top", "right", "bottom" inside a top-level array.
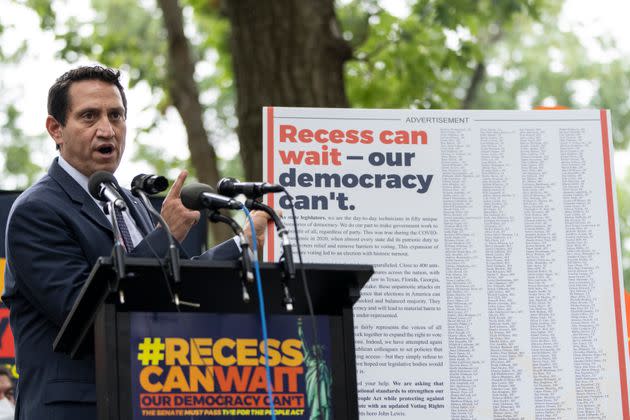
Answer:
[
  {"left": 151, "top": 176, "right": 169, "bottom": 193},
  {"left": 216, "top": 177, "right": 238, "bottom": 197},
  {"left": 132, "top": 174, "right": 169, "bottom": 195},
  {"left": 88, "top": 171, "right": 118, "bottom": 200},
  {"left": 181, "top": 182, "right": 215, "bottom": 210}
]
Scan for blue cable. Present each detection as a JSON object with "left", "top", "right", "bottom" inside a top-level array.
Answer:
[{"left": 242, "top": 206, "right": 276, "bottom": 419}]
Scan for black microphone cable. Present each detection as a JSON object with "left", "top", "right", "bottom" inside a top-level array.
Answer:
[
  {"left": 132, "top": 176, "right": 194, "bottom": 307},
  {"left": 272, "top": 189, "right": 326, "bottom": 420},
  {"left": 181, "top": 182, "right": 254, "bottom": 303}
]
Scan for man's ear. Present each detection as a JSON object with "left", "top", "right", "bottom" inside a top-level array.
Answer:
[{"left": 45, "top": 116, "right": 63, "bottom": 149}]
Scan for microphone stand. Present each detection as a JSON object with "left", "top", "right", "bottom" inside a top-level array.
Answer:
[
  {"left": 207, "top": 210, "right": 254, "bottom": 304},
  {"left": 133, "top": 188, "right": 199, "bottom": 309},
  {"left": 245, "top": 199, "right": 295, "bottom": 312},
  {"left": 107, "top": 200, "right": 128, "bottom": 304}
]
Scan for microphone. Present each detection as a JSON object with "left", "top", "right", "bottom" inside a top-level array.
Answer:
[
  {"left": 88, "top": 171, "right": 127, "bottom": 286},
  {"left": 130, "top": 174, "right": 183, "bottom": 293},
  {"left": 131, "top": 174, "right": 168, "bottom": 195},
  {"left": 88, "top": 171, "right": 126, "bottom": 210},
  {"left": 217, "top": 177, "right": 284, "bottom": 198},
  {"left": 181, "top": 183, "right": 243, "bottom": 210}
]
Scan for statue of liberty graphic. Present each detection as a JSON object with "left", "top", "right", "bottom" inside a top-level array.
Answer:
[{"left": 297, "top": 317, "right": 332, "bottom": 420}]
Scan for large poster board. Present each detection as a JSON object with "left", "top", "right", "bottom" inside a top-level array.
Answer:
[{"left": 263, "top": 107, "right": 629, "bottom": 419}]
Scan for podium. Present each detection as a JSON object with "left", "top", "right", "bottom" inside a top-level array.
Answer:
[{"left": 54, "top": 257, "right": 372, "bottom": 420}]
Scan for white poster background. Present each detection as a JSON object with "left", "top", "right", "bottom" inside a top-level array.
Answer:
[{"left": 262, "top": 107, "right": 629, "bottom": 419}]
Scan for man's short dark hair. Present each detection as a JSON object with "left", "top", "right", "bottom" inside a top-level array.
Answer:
[
  {"left": 47, "top": 65, "right": 128, "bottom": 127},
  {"left": 0, "top": 367, "right": 10, "bottom": 380}
]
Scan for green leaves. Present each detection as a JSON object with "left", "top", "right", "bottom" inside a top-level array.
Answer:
[
  {"left": 23, "top": 0, "right": 56, "bottom": 30},
  {"left": 57, "top": 0, "right": 167, "bottom": 89},
  {"left": 4, "top": 0, "right": 630, "bottom": 284},
  {"left": 340, "top": 0, "right": 550, "bottom": 110},
  {"left": 0, "top": 104, "right": 47, "bottom": 188}
]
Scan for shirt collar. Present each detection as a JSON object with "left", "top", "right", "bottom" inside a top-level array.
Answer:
[
  {"left": 57, "top": 156, "right": 115, "bottom": 209},
  {"left": 57, "top": 155, "right": 91, "bottom": 196}
]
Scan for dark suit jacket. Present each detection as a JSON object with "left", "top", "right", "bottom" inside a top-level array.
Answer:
[{"left": 2, "top": 158, "right": 238, "bottom": 419}]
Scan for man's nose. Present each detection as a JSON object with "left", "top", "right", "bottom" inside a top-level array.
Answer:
[{"left": 96, "top": 116, "right": 115, "bottom": 138}]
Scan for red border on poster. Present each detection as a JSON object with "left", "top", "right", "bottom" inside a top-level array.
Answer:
[
  {"left": 266, "top": 107, "right": 275, "bottom": 261},
  {"left": 600, "top": 109, "right": 629, "bottom": 418}
]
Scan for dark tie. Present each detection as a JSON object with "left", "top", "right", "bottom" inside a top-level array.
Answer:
[{"left": 115, "top": 210, "right": 135, "bottom": 252}]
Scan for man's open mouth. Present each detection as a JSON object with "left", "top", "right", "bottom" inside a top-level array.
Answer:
[{"left": 97, "top": 145, "right": 114, "bottom": 155}]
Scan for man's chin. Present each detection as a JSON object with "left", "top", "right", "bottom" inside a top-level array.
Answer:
[
  {"left": 99, "top": 157, "right": 122, "bottom": 171},
  {"left": 90, "top": 163, "right": 120, "bottom": 176}
]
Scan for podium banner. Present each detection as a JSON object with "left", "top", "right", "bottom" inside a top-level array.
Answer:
[
  {"left": 263, "top": 107, "right": 629, "bottom": 419},
  {"left": 130, "top": 312, "right": 333, "bottom": 419}
]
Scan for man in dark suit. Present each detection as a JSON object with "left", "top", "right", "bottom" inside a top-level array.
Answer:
[{"left": 2, "top": 65, "right": 269, "bottom": 419}]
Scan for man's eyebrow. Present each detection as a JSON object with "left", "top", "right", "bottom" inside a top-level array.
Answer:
[
  {"left": 74, "top": 106, "right": 125, "bottom": 114},
  {"left": 73, "top": 106, "right": 99, "bottom": 115}
]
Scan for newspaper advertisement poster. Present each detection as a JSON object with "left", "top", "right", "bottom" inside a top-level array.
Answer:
[{"left": 263, "top": 107, "right": 630, "bottom": 419}]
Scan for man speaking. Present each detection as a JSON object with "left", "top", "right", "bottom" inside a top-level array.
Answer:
[{"left": 2, "top": 65, "right": 268, "bottom": 419}]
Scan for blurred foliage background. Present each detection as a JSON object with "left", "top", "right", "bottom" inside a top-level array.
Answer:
[{"left": 1, "top": 0, "right": 630, "bottom": 285}]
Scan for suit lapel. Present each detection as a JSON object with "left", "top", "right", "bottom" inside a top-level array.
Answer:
[
  {"left": 48, "top": 158, "right": 112, "bottom": 234},
  {"left": 47, "top": 158, "right": 157, "bottom": 237}
]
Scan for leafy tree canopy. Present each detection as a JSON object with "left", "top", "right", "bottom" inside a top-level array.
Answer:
[{"left": 3, "top": 0, "right": 630, "bottom": 277}]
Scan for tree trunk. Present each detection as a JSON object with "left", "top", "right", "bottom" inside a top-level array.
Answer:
[
  {"left": 158, "top": 0, "right": 232, "bottom": 242},
  {"left": 460, "top": 61, "right": 486, "bottom": 109},
  {"left": 460, "top": 29, "right": 503, "bottom": 109},
  {"left": 223, "top": 0, "right": 352, "bottom": 180}
]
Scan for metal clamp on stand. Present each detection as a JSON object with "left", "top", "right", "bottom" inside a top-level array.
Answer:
[
  {"left": 180, "top": 182, "right": 252, "bottom": 305},
  {"left": 209, "top": 211, "right": 253, "bottom": 304}
]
